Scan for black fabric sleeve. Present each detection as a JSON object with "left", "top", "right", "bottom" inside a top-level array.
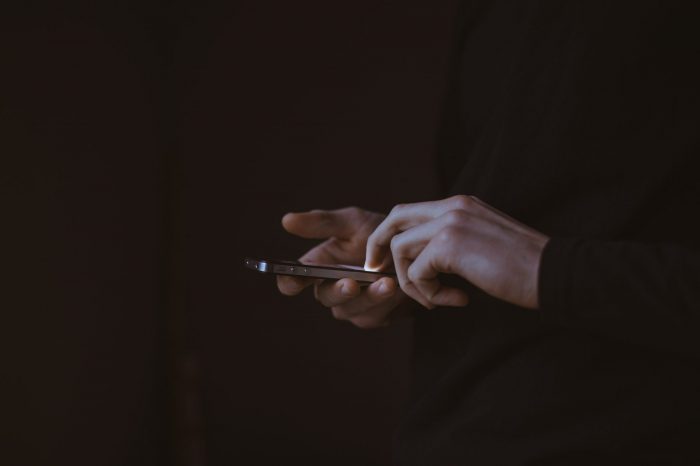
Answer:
[
  {"left": 434, "top": 1, "right": 481, "bottom": 197},
  {"left": 539, "top": 237, "right": 700, "bottom": 358}
]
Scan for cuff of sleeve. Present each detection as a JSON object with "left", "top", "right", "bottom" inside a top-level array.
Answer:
[{"left": 537, "top": 237, "right": 585, "bottom": 326}]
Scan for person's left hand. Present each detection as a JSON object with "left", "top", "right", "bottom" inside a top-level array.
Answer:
[{"left": 364, "top": 195, "right": 550, "bottom": 310}]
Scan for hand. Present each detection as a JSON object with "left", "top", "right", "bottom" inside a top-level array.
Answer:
[
  {"left": 364, "top": 195, "right": 550, "bottom": 310},
  {"left": 277, "top": 207, "right": 408, "bottom": 329}
]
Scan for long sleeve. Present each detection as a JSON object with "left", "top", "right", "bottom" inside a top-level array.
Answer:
[
  {"left": 539, "top": 237, "right": 700, "bottom": 358},
  {"left": 398, "top": 2, "right": 700, "bottom": 462}
]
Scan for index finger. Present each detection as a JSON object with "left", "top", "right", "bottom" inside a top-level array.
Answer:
[
  {"left": 282, "top": 207, "right": 361, "bottom": 240},
  {"left": 364, "top": 198, "right": 462, "bottom": 270}
]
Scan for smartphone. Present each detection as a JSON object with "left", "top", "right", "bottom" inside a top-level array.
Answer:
[{"left": 244, "top": 258, "right": 395, "bottom": 283}]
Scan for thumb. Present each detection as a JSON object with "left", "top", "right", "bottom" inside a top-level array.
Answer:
[{"left": 282, "top": 208, "right": 358, "bottom": 240}]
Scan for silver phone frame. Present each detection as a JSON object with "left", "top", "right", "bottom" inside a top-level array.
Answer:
[{"left": 244, "top": 258, "right": 394, "bottom": 283}]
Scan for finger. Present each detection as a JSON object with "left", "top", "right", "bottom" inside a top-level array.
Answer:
[
  {"left": 277, "top": 275, "right": 311, "bottom": 296},
  {"left": 364, "top": 195, "right": 527, "bottom": 271},
  {"left": 388, "top": 214, "right": 468, "bottom": 308},
  {"left": 407, "top": 242, "right": 469, "bottom": 307},
  {"left": 314, "top": 278, "right": 361, "bottom": 307},
  {"left": 331, "top": 277, "right": 400, "bottom": 318},
  {"left": 364, "top": 198, "right": 467, "bottom": 270},
  {"left": 282, "top": 207, "right": 360, "bottom": 240},
  {"left": 297, "top": 239, "right": 340, "bottom": 265},
  {"left": 428, "top": 287, "right": 470, "bottom": 307},
  {"left": 364, "top": 204, "right": 433, "bottom": 271},
  {"left": 393, "top": 251, "right": 433, "bottom": 310},
  {"left": 276, "top": 240, "right": 339, "bottom": 295},
  {"left": 399, "top": 273, "right": 435, "bottom": 310},
  {"left": 403, "top": 239, "right": 444, "bottom": 304},
  {"left": 390, "top": 218, "right": 451, "bottom": 265}
]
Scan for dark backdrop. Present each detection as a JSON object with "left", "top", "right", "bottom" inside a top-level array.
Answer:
[
  {"left": 1, "top": 1, "right": 456, "bottom": 465},
  {"left": 1, "top": 3, "right": 169, "bottom": 466}
]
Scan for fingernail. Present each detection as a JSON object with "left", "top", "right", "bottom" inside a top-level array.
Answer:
[{"left": 365, "top": 263, "right": 381, "bottom": 272}]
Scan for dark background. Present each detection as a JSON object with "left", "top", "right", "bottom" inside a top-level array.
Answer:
[{"left": 1, "top": 1, "right": 456, "bottom": 464}]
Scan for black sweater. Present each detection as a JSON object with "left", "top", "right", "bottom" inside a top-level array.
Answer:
[{"left": 394, "top": 2, "right": 700, "bottom": 464}]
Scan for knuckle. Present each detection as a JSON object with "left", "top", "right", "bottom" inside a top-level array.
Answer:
[
  {"left": 450, "top": 194, "right": 476, "bottom": 210},
  {"left": 343, "top": 206, "right": 362, "bottom": 217},
  {"left": 390, "top": 203, "right": 406, "bottom": 216},
  {"left": 437, "top": 225, "right": 461, "bottom": 244},
  {"left": 444, "top": 209, "right": 468, "bottom": 225}
]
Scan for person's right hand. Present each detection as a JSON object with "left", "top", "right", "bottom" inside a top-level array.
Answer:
[{"left": 277, "top": 207, "right": 409, "bottom": 329}]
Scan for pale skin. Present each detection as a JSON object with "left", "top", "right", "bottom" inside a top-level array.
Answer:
[{"left": 277, "top": 195, "right": 550, "bottom": 329}]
